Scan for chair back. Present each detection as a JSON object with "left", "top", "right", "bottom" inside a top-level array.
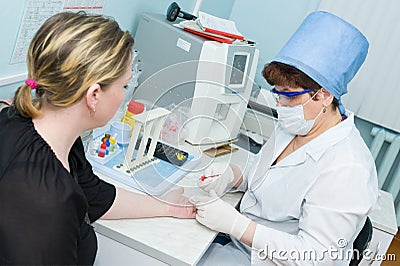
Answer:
[
  {"left": 0, "top": 99, "right": 11, "bottom": 111},
  {"left": 350, "top": 217, "right": 372, "bottom": 265}
]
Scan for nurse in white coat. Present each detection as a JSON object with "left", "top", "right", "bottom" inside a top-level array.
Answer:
[{"left": 192, "top": 11, "right": 379, "bottom": 265}]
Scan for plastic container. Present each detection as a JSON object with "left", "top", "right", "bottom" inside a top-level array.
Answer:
[
  {"left": 80, "top": 129, "right": 93, "bottom": 153},
  {"left": 110, "top": 121, "right": 132, "bottom": 145},
  {"left": 121, "top": 100, "right": 145, "bottom": 132}
]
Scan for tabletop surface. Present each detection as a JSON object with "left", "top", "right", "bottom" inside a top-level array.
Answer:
[
  {"left": 93, "top": 141, "right": 250, "bottom": 265},
  {"left": 92, "top": 134, "right": 398, "bottom": 265}
]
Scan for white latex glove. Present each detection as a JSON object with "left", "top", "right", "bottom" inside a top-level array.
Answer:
[
  {"left": 190, "top": 190, "right": 251, "bottom": 241},
  {"left": 197, "top": 162, "right": 234, "bottom": 196}
]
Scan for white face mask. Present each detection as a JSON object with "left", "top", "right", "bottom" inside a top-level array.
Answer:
[{"left": 276, "top": 91, "right": 324, "bottom": 135}]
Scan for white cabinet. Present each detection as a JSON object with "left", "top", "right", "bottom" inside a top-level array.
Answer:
[
  {"left": 94, "top": 232, "right": 168, "bottom": 266},
  {"left": 359, "top": 190, "right": 398, "bottom": 265}
]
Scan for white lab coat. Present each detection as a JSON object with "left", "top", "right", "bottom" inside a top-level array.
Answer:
[{"left": 200, "top": 112, "right": 379, "bottom": 265}]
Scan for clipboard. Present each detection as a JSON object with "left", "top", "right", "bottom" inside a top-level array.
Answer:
[
  {"left": 197, "top": 11, "right": 244, "bottom": 40},
  {"left": 183, "top": 27, "right": 234, "bottom": 44}
]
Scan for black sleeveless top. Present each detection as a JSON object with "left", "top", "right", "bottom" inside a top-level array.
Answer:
[{"left": 0, "top": 107, "right": 116, "bottom": 265}]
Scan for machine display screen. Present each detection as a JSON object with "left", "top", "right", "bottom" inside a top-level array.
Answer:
[{"left": 229, "top": 54, "right": 248, "bottom": 85}]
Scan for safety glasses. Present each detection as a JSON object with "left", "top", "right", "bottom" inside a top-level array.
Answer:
[{"left": 271, "top": 88, "right": 313, "bottom": 105}]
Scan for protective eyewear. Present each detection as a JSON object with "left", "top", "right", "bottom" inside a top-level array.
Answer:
[{"left": 271, "top": 88, "right": 313, "bottom": 105}]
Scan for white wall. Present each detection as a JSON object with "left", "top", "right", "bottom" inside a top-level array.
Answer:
[
  {"left": 0, "top": 0, "right": 235, "bottom": 99},
  {"left": 229, "top": 0, "right": 321, "bottom": 89},
  {"left": 318, "top": 0, "right": 400, "bottom": 133},
  {"left": 229, "top": 0, "right": 400, "bottom": 133}
]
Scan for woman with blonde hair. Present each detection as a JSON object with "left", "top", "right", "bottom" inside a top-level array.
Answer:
[{"left": 0, "top": 12, "right": 195, "bottom": 265}]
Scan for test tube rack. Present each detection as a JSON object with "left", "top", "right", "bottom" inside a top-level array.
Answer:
[{"left": 113, "top": 107, "right": 171, "bottom": 175}]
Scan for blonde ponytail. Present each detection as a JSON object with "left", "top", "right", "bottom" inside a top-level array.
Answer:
[{"left": 13, "top": 82, "right": 41, "bottom": 118}]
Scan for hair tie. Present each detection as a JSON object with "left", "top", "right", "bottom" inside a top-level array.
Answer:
[{"left": 25, "top": 78, "right": 38, "bottom": 90}]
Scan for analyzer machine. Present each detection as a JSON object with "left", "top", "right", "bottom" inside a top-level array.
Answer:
[{"left": 132, "top": 13, "right": 259, "bottom": 145}]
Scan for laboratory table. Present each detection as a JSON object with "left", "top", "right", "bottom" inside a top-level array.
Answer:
[
  {"left": 92, "top": 142, "right": 398, "bottom": 265},
  {"left": 93, "top": 143, "right": 250, "bottom": 266}
]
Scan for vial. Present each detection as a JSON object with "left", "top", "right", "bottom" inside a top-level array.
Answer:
[{"left": 121, "top": 100, "right": 145, "bottom": 133}]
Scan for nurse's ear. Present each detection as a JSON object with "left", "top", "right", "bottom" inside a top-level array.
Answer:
[
  {"left": 85, "top": 83, "right": 101, "bottom": 114},
  {"left": 319, "top": 88, "right": 334, "bottom": 107}
]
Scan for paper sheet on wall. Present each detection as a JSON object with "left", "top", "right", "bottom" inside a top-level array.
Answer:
[{"left": 10, "top": 0, "right": 106, "bottom": 64}]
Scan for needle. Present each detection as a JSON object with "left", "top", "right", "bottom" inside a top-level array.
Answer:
[{"left": 200, "top": 174, "right": 221, "bottom": 181}]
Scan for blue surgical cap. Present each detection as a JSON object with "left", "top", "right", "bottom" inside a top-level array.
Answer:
[{"left": 273, "top": 11, "right": 369, "bottom": 114}]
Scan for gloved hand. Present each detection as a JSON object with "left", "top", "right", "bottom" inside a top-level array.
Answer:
[
  {"left": 190, "top": 190, "right": 251, "bottom": 241},
  {"left": 197, "top": 162, "right": 235, "bottom": 196}
]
